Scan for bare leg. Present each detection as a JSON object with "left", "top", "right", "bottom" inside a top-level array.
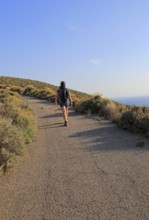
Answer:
[
  {"left": 61, "top": 106, "right": 68, "bottom": 122},
  {"left": 66, "top": 107, "right": 68, "bottom": 119}
]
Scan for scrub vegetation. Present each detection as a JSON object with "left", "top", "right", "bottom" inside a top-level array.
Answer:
[
  {"left": 0, "top": 88, "right": 36, "bottom": 174},
  {"left": 75, "top": 95, "right": 149, "bottom": 137},
  {"left": 0, "top": 76, "right": 91, "bottom": 104}
]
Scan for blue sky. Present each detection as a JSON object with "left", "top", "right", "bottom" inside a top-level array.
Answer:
[{"left": 0, "top": 0, "right": 149, "bottom": 98}]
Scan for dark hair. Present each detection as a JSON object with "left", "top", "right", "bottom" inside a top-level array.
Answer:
[{"left": 60, "top": 81, "right": 66, "bottom": 89}]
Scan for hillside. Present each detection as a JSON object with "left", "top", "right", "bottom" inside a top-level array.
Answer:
[{"left": 0, "top": 76, "right": 91, "bottom": 101}]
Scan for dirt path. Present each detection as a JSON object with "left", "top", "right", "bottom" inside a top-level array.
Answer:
[{"left": 0, "top": 98, "right": 149, "bottom": 220}]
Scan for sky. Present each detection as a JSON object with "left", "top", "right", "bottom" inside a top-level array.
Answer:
[{"left": 0, "top": 0, "right": 149, "bottom": 98}]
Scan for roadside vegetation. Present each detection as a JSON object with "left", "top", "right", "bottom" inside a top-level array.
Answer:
[
  {"left": 0, "top": 88, "right": 36, "bottom": 174},
  {"left": 75, "top": 94, "right": 149, "bottom": 137}
]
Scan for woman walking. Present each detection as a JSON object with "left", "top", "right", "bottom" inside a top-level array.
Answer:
[{"left": 55, "top": 81, "right": 72, "bottom": 126}]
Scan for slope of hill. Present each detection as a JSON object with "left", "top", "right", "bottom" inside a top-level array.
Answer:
[{"left": 0, "top": 76, "right": 91, "bottom": 101}]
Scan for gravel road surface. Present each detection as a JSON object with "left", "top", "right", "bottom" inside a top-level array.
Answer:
[{"left": 0, "top": 98, "right": 149, "bottom": 220}]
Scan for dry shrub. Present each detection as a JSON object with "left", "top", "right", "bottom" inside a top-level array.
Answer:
[
  {"left": 10, "top": 86, "right": 22, "bottom": 94},
  {"left": 13, "top": 108, "right": 36, "bottom": 143},
  {"left": 103, "top": 102, "right": 121, "bottom": 122},
  {"left": 0, "top": 117, "right": 26, "bottom": 173},
  {"left": 0, "top": 118, "right": 25, "bottom": 155},
  {"left": 23, "top": 85, "right": 35, "bottom": 95},
  {"left": 0, "top": 89, "right": 36, "bottom": 174},
  {"left": 120, "top": 106, "right": 149, "bottom": 134}
]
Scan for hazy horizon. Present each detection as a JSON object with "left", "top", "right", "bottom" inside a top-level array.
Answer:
[
  {"left": 112, "top": 95, "right": 149, "bottom": 106},
  {"left": 0, "top": 0, "right": 149, "bottom": 98}
]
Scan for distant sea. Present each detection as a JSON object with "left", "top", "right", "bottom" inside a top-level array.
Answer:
[{"left": 112, "top": 96, "right": 149, "bottom": 106}]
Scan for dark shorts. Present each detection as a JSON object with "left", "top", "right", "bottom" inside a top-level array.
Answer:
[{"left": 59, "top": 100, "right": 70, "bottom": 108}]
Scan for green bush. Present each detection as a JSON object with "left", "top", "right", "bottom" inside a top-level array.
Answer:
[
  {"left": 0, "top": 84, "right": 7, "bottom": 89},
  {"left": 23, "top": 85, "right": 36, "bottom": 96},
  {"left": 75, "top": 96, "right": 100, "bottom": 114},
  {"left": 10, "top": 86, "right": 22, "bottom": 94},
  {"left": 75, "top": 95, "right": 115, "bottom": 117}
]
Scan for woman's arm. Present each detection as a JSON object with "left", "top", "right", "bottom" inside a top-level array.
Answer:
[
  {"left": 68, "top": 91, "right": 73, "bottom": 106},
  {"left": 55, "top": 92, "right": 59, "bottom": 104}
]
